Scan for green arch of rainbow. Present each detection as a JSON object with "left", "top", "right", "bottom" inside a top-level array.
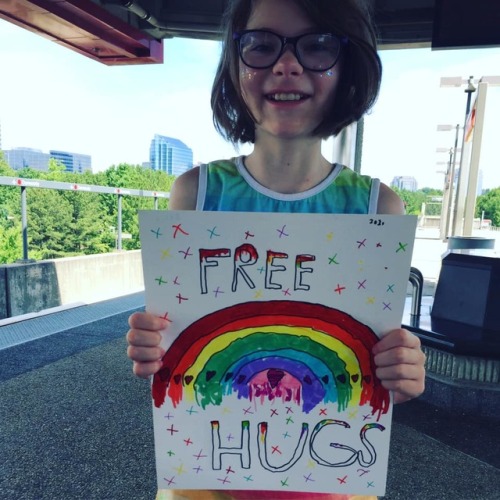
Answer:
[{"left": 153, "top": 301, "right": 389, "bottom": 418}]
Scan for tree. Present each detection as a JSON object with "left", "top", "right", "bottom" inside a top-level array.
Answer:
[
  {"left": 476, "top": 188, "right": 500, "bottom": 227},
  {"left": 26, "top": 189, "right": 75, "bottom": 259},
  {"left": 0, "top": 151, "right": 15, "bottom": 175},
  {"left": 101, "top": 164, "right": 174, "bottom": 249},
  {"left": 392, "top": 188, "right": 425, "bottom": 215},
  {"left": 45, "top": 158, "right": 67, "bottom": 180},
  {"left": 0, "top": 153, "right": 22, "bottom": 261},
  {"left": 60, "top": 190, "right": 115, "bottom": 254},
  {"left": 0, "top": 151, "right": 17, "bottom": 213},
  {"left": 0, "top": 162, "right": 175, "bottom": 262},
  {"left": 0, "top": 221, "right": 22, "bottom": 263},
  {"left": 391, "top": 187, "right": 443, "bottom": 216}
]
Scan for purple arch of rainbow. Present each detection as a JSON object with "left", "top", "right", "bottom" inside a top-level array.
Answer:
[{"left": 152, "top": 301, "right": 390, "bottom": 418}]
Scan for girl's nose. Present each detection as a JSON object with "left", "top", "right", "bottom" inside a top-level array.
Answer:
[{"left": 272, "top": 45, "right": 303, "bottom": 76}]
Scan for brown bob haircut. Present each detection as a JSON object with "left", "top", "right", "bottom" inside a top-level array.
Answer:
[{"left": 211, "top": 0, "right": 382, "bottom": 144}]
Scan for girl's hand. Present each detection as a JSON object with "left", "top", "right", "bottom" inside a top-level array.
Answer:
[
  {"left": 372, "top": 328, "right": 426, "bottom": 404},
  {"left": 126, "top": 311, "right": 168, "bottom": 378}
]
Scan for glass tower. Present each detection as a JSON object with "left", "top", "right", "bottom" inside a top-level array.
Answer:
[
  {"left": 149, "top": 134, "right": 193, "bottom": 176},
  {"left": 50, "top": 150, "right": 92, "bottom": 173}
]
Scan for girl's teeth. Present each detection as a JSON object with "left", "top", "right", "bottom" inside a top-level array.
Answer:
[{"left": 271, "top": 93, "right": 302, "bottom": 101}]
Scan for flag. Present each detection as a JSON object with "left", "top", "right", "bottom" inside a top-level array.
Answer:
[{"left": 464, "top": 98, "right": 477, "bottom": 142}]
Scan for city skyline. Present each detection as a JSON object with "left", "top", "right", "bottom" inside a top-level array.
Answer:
[
  {"left": 2, "top": 146, "right": 92, "bottom": 174},
  {"left": 1, "top": 18, "right": 500, "bottom": 189},
  {"left": 2, "top": 132, "right": 195, "bottom": 176}
]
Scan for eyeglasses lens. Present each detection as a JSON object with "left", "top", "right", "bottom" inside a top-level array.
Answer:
[{"left": 239, "top": 32, "right": 341, "bottom": 71}]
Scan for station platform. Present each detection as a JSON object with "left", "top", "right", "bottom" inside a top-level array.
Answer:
[{"left": 0, "top": 292, "right": 499, "bottom": 499}]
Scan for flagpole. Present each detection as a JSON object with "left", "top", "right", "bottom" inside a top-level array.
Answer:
[
  {"left": 445, "top": 125, "right": 461, "bottom": 239},
  {"left": 452, "top": 76, "right": 476, "bottom": 236},
  {"left": 463, "top": 82, "right": 488, "bottom": 235}
]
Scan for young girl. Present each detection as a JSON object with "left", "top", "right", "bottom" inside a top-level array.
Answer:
[{"left": 127, "top": 1, "right": 426, "bottom": 498}]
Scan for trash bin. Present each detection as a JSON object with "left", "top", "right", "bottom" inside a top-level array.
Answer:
[{"left": 447, "top": 236, "right": 495, "bottom": 250}]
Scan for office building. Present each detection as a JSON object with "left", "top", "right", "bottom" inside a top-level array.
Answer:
[
  {"left": 50, "top": 150, "right": 92, "bottom": 173},
  {"left": 3, "top": 147, "right": 50, "bottom": 171},
  {"left": 3, "top": 147, "right": 92, "bottom": 173},
  {"left": 149, "top": 134, "right": 193, "bottom": 176},
  {"left": 391, "top": 176, "right": 418, "bottom": 192}
]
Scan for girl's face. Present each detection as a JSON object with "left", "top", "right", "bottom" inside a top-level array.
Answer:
[{"left": 238, "top": 0, "right": 341, "bottom": 142}]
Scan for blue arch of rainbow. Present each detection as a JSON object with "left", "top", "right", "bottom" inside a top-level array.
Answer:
[{"left": 153, "top": 301, "right": 390, "bottom": 418}]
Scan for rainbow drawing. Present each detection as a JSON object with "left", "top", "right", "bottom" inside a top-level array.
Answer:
[{"left": 153, "top": 300, "right": 390, "bottom": 419}]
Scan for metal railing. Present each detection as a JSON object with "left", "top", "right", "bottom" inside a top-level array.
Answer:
[
  {"left": 408, "top": 266, "right": 423, "bottom": 326},
  {"left": 0, "top": 176, "right": 170, "bottom": 260}
]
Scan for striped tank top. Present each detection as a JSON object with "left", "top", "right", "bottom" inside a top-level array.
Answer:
[{"left": 196, "top": 157, "right": 379, "bottom": 214}]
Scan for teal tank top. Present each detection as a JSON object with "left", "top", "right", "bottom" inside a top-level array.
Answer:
[{"left": 196, "top": 156, "right": 379, "bottom": 214}]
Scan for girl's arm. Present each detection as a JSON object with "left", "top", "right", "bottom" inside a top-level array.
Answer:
[
  {"left": 126, "top": 167, "right": 201, "bottom": 377},
  {"left": 374, "top": 181, "right": 426, "bottom": 403}
]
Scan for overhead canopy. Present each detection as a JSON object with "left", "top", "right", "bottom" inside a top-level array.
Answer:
[{"left": 1, "top": 0, "right": 499, "bottom": 65}]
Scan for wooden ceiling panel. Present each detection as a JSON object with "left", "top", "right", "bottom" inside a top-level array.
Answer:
[{"left": 0, "top": 0, "right": 163, "bottom": 65}]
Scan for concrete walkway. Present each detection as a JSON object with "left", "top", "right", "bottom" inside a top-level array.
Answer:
[{"left": 0, "top": 293, "right": 499, "bottom": 500}]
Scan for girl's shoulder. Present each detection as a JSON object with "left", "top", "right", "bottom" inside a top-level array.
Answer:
[
  {"left": 168, "top": 158, "right": 241, "bottom": 210},
  {"left": 168, "top": 166, "right": 200, "bottom": 210},
  {"left": 376, "top": 182, "right": 405, "bottom": 215}
]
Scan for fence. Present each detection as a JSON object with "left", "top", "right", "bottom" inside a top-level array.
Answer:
[
  {"left": 0, "top": 176, "right": 170, "bottom": 260},
  {"left": 419, "top": 214, "right": 498, "bottom": 231}
]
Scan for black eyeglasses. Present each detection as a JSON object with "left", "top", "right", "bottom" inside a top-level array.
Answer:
[{"left": 234, "top": 30, "right": 347, "bottom": 72}]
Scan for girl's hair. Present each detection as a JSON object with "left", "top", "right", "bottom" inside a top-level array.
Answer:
[{"left": 211, "top": 0, "right": 382, "bottom": 144}]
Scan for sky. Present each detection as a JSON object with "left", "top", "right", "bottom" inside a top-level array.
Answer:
[{"left": 1, "top": 18, "right": 500, "bottom": 190}]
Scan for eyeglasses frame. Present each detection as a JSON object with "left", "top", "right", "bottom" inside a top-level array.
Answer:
[{"left": 233, "top": 29, "right": 348, "bottom": 72}]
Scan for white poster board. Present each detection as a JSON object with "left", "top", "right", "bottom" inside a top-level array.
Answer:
[{"left": 139, "top": 211, "right": 417, "bottom": 496}]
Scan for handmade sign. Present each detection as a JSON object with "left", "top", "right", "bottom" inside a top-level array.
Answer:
[{"left": 138, "top": 211, "right": 417, "bottom": 496}]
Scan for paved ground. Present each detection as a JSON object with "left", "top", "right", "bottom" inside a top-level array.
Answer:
[{"left": 1, "top": 293, "right": 499, "bottom": 500}]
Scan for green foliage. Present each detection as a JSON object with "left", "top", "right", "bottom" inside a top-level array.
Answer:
[
  {"left": 392, "top": 187, "right": 443, "bottom": 216},
  {"left": 0, "top": 151, "right": 15, "bottom": 176},
  {"left": 14, "top": 166, "right": 41, "bottom": 179},
  {"left": 0, "top": 162, "right": 175, "bottom": 263},
  {"left": 60, "top": 190, "right": 115, "bottom": 254},
  {"left": 392, "top": 188, "right": 424, "bottom": 215},
  {"left": 0, "top": 153, "right": 21, "bottom": 249},
  {"left": 101, "top": 164, "right": 174, "bottom": 250},
  {"left": 27, "top": 189, "right": 75, "bottom": 259},
  {"left": 0, "top": 184, "right": 20, "bottom": 219},
  {"left": 46, "top": 158, "right": 68, "bottom": 180},
  {"left": 476, "top": 188, "right": 500, "bottom": 227},
  {"left": 0, "top": 223, "right": 22, "bottom": 263}
]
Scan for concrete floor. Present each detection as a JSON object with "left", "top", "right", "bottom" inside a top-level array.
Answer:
[{"left": 0, "top": 294, "right": 499, "bottom": 499}]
